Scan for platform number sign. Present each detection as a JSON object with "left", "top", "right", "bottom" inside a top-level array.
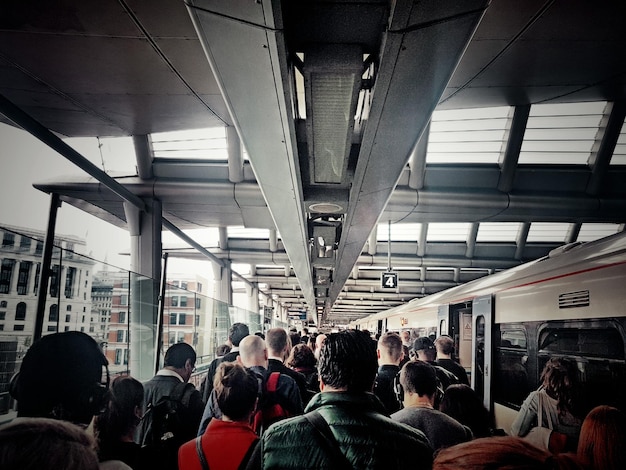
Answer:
[{"left": 381, "top": 272, "right": 398, "bottom": 289}]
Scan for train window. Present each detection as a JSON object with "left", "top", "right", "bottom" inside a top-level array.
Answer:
[
  {"left": 538, "top": 326, "right": 626, "bottom": 413},
  {"left": 494, "top": 327, "right": 530, "bottom": 409},
  {"left": 539, "top": 328, "right": 624, "bottom": 359}
]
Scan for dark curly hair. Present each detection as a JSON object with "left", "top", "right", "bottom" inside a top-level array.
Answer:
[
  {"left": 541, "top": 357, "right": 579, "bottom": 415},
  {"left": 287, "top": 343, "right": 316, "bottom": 369},
  {"left": 318, "top": 330, "right": 377, "bottom": 392}
]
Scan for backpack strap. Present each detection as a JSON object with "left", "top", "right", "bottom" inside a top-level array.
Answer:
[
  {"left": 172, "top": 381, "right": 195, "bottom": 407},
  {"left": 195, "top": 436, "right": 210, "bottom": 470},
  {"left": 266, "top": 372, "right": 280, "bottom": 392},
  {"left": 304, "top": 410, "right": 351, "bottom": 468},
  {"left": 237, "top": 438, "right": 259, "bottom": 470}
]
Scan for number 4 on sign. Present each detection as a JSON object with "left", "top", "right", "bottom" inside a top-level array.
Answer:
[{"left": 381, "top": 272, "right": 398, "bottom": 289}]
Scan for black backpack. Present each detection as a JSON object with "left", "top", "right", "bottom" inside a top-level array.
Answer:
[{"left": 143, "top": 381, "right": 196, "bottom": 469}]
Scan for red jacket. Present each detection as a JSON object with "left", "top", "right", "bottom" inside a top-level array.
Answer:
[{"left": 178, "top": 419, "right": 258, "bottom": 470}]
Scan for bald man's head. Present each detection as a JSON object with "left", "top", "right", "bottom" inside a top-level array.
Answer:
[{"left": 238, "top": 334, "right": 268, "bottom": 368}]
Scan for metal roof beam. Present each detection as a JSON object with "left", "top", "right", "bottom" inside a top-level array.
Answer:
[
  {"left": 498, "top": 105, "right": 530, "bottom": 193},
  {"left": 587, "top": 101, "right": 626, "bottom": 196}
]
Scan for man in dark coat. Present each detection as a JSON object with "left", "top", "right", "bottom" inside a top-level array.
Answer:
[
  {"left": 245, "top": 330, "right": 433, "bottom": 469},
  {"left": 200, "top": 322, "right": 249, "bottom": 403},
  {"left": 137, "top": 342, "right": 205, "bottom": 470},
  {"left": 374, "top": 331, "right": 404, "bottom": 414},
  {"left": 266, "top": 327, "right": 308, "bottom": 403}
]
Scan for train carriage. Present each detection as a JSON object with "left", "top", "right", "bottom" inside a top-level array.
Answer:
[{"left": 350, "top": 231, "right": 626, "bottom": 432}]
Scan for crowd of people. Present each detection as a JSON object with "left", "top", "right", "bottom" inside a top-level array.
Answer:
[{"left": 1, "top": 327, "right": 624, "bottom": 469}]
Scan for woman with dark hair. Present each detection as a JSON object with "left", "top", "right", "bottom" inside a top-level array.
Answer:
[
  {"left": 577, "top": 405, "right": 626, "bottom": 470},
  {"left": 93, "top": 375, "right": 146, "bottom": 469},
  {"left": 510, "top": 357, "right": 582, "bottom": 452},
  {"left": 439, "top": 384, "right": 494, "bottom": 438},
  {"left": 286, "top": 343, "right": 319, "bottom": 400},
  {"left": 178, "top": 362, "right": 259, "bottom": 470}
]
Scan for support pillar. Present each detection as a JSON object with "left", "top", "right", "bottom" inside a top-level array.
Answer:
[
  {"left": 125, "top": 199, "right": 162, "bottom": 381},
  {"left": 213, "top": 259, "right": 233, "bottom": 307}
]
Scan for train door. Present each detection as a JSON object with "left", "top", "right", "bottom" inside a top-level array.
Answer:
[
  {"left": 439, "top": 303, "right": 472, "bottom": 381},
  {"left": 377, "top": 319, "right": 386, "bottom": 336},
  {"left": 472, "top": 295, "right": 493, "bottom": 411},
  {"left": 437, "top": 305, "right": 450, "bottom": 336}
]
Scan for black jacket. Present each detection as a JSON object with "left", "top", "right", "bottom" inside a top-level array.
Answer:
[{"left": 374, "top": 364, "right": 402, "bottom": 414}]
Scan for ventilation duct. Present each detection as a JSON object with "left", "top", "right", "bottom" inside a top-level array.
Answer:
[
  {"left": 304, "top": 45, "right": 362, "bottom": 184},
  {"left": 558, "top": 290, "right": 590, "bottom": 309}
]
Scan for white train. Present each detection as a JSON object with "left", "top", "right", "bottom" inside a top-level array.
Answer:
[{"left": 349, "top": 231, "right": 626, "bottom": 432}]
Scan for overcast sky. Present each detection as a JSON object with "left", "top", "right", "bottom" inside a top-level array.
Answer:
[{"left": 0, "top": 122, "right": 137, "bottom": 269}]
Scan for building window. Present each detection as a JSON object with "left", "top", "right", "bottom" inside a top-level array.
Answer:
[
  {"left": 115, "top": 349, "right": 122, "bottom": 365},
  {"left": 0, "top": 312, "right": 5, "bottom": 320},
  {"left": 65, "top": 267, "right": 76, "bottom": 298},
  {"left": 65, "top": 314, "right": 71, "bottom": 322},
  {"left": 33, "top": 263, "right": 40, "bottom": 293},
  {"left": 89, "top": 326, "right": 94, "bottom": 332},
  {"left": 170, "top": 313, "right": 177, "bottom": 325},
  {"left": 117, "top": 330, "right": 125, "bottom": 342},
  {"left": 35, "top": 240, "right": 43, "bottom": 255},
  {"left": 179, "top": 314, "right": 186, "bottom": 325},
  {"left": 195, "top": 298, "right": 202, "bottom": 309},
  {"left": 181, "top": 281, "right": 188, "bottom": 290},
  {"left": 49, "top": 265, "right": 59, "bottom": 297},
  {"left": 49, "top": 304, "right": 58, "bottom": 322},
  {"left": 195, "top": 315, "right": 200, "bottom": 327},
  {"left": 180, "top": 296, "right": 188, "bottom": 307},
  {"left": 171, "top": 296, "right": 178, "bottom": 307},
  {"left": 123, "top": 349, "right": 129, "bottom": 365},
  {"left": 15, "top": 302, "right": 26, "bottom": 321},
  {"left": 0, "top": 301, "right": 7, "bottom": 308},
  {"left": 2, "top": 232, "right": 15, "bottom": 247},
  {"left": 17, "top": 261, "right": 31, "bottom": 295},
  {"left": 119, "top": 311, "right": 126, "bottom": 324},
  {"left": 47, "top": 325, "right": 57, "bottom": 332},
  {"left": 120, "top": 294, "right": 128, "bottom": 306},
  {"left": 14, "top": 324, "right": 24, "bottom": 331},
  {"left": 197, "top": 282, "right": 202, "bottom": 293},
  {"left": 64, "top": 326, "right": 70, "bottom": 331},
  {"left": 0, "top": 259, "right": 15, "bottom": 294},
  {"left": 0, "top": 325, "right": 3, "bottom": 331},
  {"left": 66, "top": 305, "right": 72, "bottom": 311},
  {"left": 19, "top": 236, "right": 31, "bottom": 251}
]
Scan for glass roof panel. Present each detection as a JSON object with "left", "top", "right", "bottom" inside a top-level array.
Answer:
[
  {"left": 612, "top": 117, "right": 626, "bottom": 165},
  {"left": 151, "top": 127, "right": 231, "bottom": 160},
  {"left": 427, "top": 223, "right": 471, "bottom": 241},
  {"left": 476, "top": 222, "right": 521, "bottom": 242},
  {"left": 64, "top": 136, "right": 137, "bottom": 176},
  {"left": 576, "top": 223, "right": 622, "bottom": 242},
  {"left": 526, "top": 222, "right": 570, "bottom": 242},
  {"left": 427, "top": 106, "right": 510, "bottom": 164},
  {"left": 227, "top": 227, "right": 271, "bottom": 239},
  {"left": 519, "top": 102, "right": 607, "bottom": 165},
  {"left": 377, "top": 223, "right": 422, "bottom": 242}
]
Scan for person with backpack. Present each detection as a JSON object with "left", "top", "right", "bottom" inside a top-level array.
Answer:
[
  {"left": 200, "top": 322, "right": 250, "bottom": 404},
  {"left": 197, "top": 334, "right": 303, "bottom": 436},
  {"left": 179, "top": 362, "right": 259, "bottom": 470},
  {"left": 137, "top": 342, "right": 204, "bottom": 470}
]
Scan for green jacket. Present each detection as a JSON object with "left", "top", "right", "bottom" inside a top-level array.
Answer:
[{"left": 250, "top": 391, "right": 433, "bottom": 469}]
